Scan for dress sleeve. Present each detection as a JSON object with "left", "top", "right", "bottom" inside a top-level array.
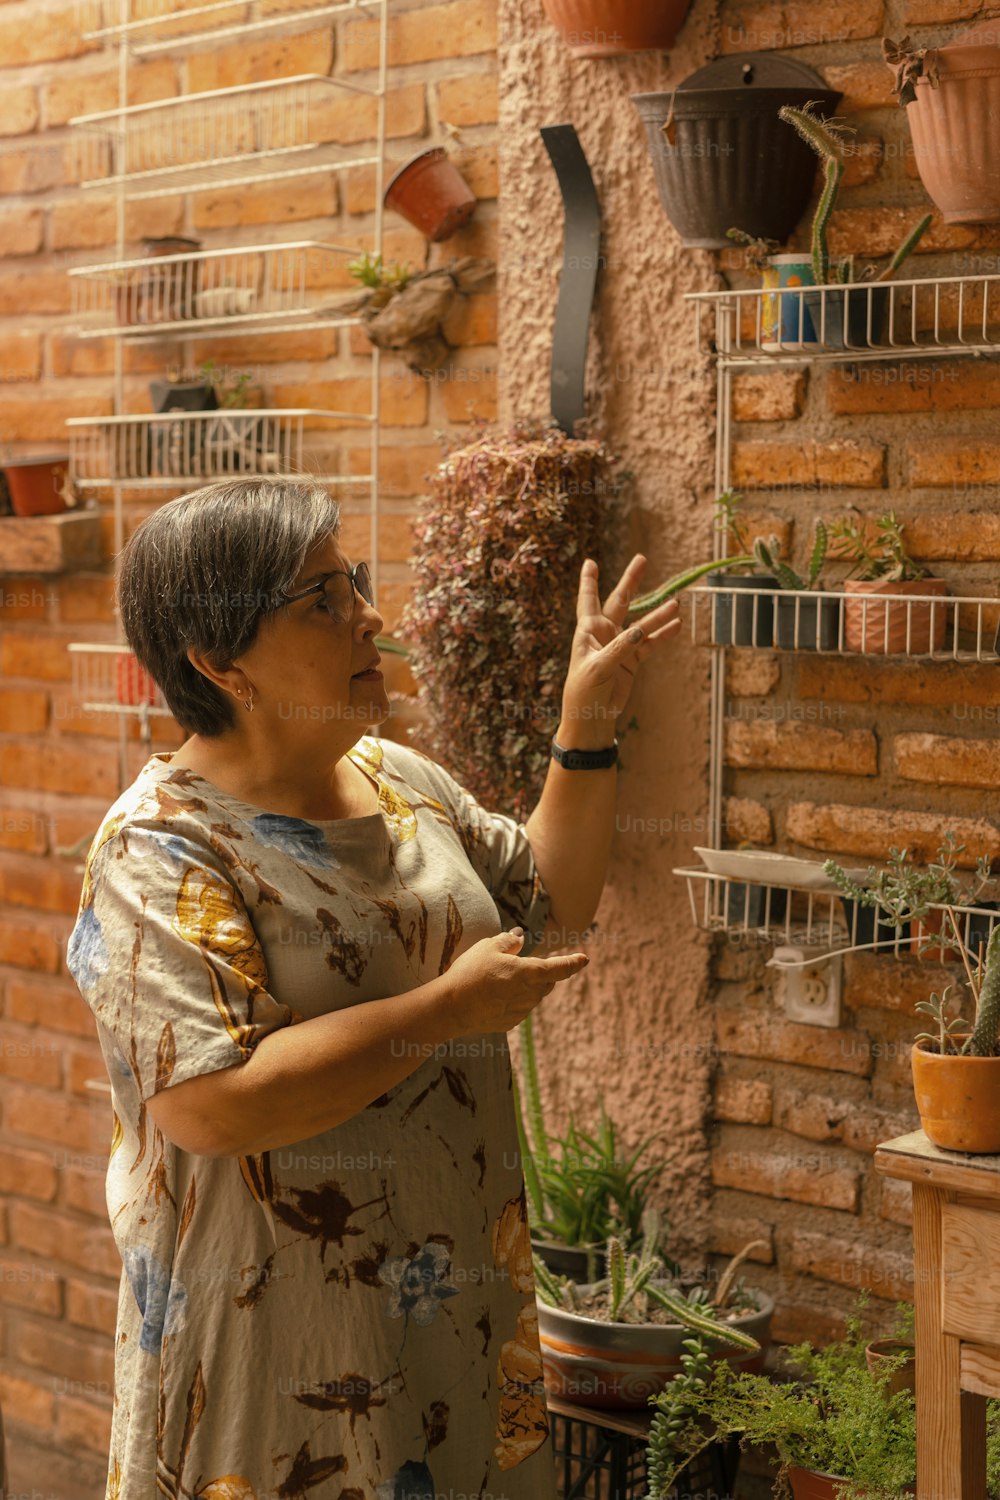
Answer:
[
  {"left": 66, "top": 824, "right": 294, "bottom": 1103},
  {"left": 404, "top": 751, "right": 553, "bottom": 956}
]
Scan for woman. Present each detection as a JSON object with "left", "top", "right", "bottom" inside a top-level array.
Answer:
[{"left": 66, "top": 477, "right": 680, "bottom": 1500}]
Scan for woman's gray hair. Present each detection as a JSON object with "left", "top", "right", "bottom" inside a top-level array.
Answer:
[{"left": 115, "top": 477, "right": 341, "bottom": 737}]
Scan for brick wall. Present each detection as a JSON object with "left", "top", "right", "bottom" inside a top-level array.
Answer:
[
  {"left": 706, "top": 0, "right": 1000, "bottom": 1344},
  {"left": 0, "top": 1, "right": 496, "bottom": 1490}
]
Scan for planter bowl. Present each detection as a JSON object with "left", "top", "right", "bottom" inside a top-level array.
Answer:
[
  {"left": 801, "top": 282, "right": 890, "bottom": 353},
  {"left": 787, "top": 1468, "right": 914, "bottom": 1500},
  {"left": 708, "top": 571, "right": 778, "bottom": 647},
  {"left": 530, "top": 1236, "right": 605, "bottom": 1284},
  {"left": 912, "top": 1036, "right": 1000, "bottom": 1154},
  {"left": 843, "top": 577, "right": 950, "bottom": 655},
  {"left": 537, "top": 1282, "right": 773, "bottom": 1409},
  {"left": 384, "top": 148, "right": 476, "bottom": 242},
  {"left": 541, "top": 0, "right": 692, "bottom": 57},
  {"left": 865, "top": 1339, "right": 916, "bottom": 1400},
  {"left": 906, "top": 29, "right": 1000, "bottom": 224},
  {"left": 775, "top": 593, "right": 843, "bottom": 651},
  {"left": 3, "top": 456, "right": 72, "bottom": 517}
]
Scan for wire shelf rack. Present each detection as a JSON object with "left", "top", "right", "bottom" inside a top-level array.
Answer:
[
  {"left": 70, "top": 74, "right": 380, "bottom": 198},
  {"left": 80, "top": 0, "right": 383, "bottom": 53},
  {"left": 68, "top": 410, "right": 374, "bottom": 488},
  {"left": 69, "top": 240, "right": 363, "bottom": 338},
  {"left": 688, "top": 273, "right": 1000, "bottom": 366},
  {"left": 69, "top": 644, "right": 173, "bottom": 720},
  {"left": 682, "top": 584, "right": 1000, "bottom": 662},
  {"left": 674, "top": 866, "right": 1000, "bottom": 964}
]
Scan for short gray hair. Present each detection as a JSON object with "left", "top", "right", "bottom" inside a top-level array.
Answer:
[{"left": 116, "top": 477, "right": 341, "bottom": 737}]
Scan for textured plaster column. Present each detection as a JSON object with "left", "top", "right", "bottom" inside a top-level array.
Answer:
[{"left": 498, "top": 0, "right": 727, "bottom": 1255}]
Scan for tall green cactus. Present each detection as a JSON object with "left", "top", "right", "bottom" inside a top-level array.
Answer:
[
  {"left": 777, "top": 103, "right": 849, "bottom": 286},
  {"left": 625, "top": 554, "right": 754, "bottom": 618},
  {"left": 969, "top": 924, "right": 1000, "bottom": 1057}
]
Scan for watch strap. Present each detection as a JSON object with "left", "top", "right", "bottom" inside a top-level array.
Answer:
[{"left": 550, "top": 736, "right": 619, "bottom": 770}]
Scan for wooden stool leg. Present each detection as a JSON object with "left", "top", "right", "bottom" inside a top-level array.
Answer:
[{"left": 913, "top": 1184, "right": 987, "bottom": 1500}]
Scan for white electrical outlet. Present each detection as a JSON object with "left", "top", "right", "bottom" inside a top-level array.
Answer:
[{"left": 773, "top": 945, "right": 843, "bottom": 1028}]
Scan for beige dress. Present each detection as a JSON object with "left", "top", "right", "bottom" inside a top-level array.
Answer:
[{"left": 65, "top": 733, "right": 559, "bottom": 1500}]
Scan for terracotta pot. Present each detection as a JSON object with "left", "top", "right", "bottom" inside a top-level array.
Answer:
[
  {"left": 843, "top": 577, "right": 950, "bottom": 655},
  {"left": 115, "top": 655, "right": 159, "bottom": 708},
  {"left": 865, "top": 1339, "right": 916, "bottom": 1400},
  {"left": 537, "top": 1282, "right": 773, "bottom": 1409},
  {"left": 384, "top": 149, "right": 476, "bottom": 242},
  {"left": 788, "top": 1467, "right": 915, "bottom": 1500},
  {"left": 541, "top": 0, "right": 692, "bottom": 57},
  {"left": 904, "top": 24, "right": 1000, "bottom": 224},
  {"left": 3, "top": 455, "right": 72, "bottom": 517},
  {"left": 912, "top": 1036, "right": 1000, "bottom": 1153}
]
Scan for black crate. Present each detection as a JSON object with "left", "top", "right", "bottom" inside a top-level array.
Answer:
[{"left": 550, "top": 1407, "right": 738, "bottom": 1500}]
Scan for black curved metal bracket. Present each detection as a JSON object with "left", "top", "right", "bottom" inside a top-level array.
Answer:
[{"left": 540, "top": 124, "right": 602, "bottom": 436}]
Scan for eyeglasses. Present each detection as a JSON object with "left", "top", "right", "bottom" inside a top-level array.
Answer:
[{"left": 277, "top": 562, "right": 375, "bottom": 625}]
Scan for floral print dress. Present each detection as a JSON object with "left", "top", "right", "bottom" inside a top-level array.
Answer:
[{"left": 65, "top": 733, "right": 559, "bottom": 1500}]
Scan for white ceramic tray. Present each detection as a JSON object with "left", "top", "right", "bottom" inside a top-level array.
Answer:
[{"left": 693, "top": 847, "right": 868, "bottom": 892}]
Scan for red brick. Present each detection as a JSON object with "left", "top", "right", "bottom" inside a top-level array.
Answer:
[
  {"left": 43, "top": 57, "right": 178, "bottom": 129},
  {"left": 18, "top": 1315, "right": 114, "bottom": 1393},
  {"left": 347, "top": 442, "right": 443, "bottom": 496},
  {"left": 343, "top": 0, "right": 496, "bottom": 70},
  {"left": 0, "top": 1019, "right": 62, "bottom": 1085},
  {"left": 66, "top": 1041, "right": 110, "bottom": 1097},
  {"left": 437, "top": 71, "right": 498, "bottom": 126},
  {"left": 880, "top": 1177, "right": 913, "bottom": 1226},
  {"left": 338, "top": 510, "right": 416, "bottom": 565},
  {"left": 895, "top": 731, "right": 1000, "bottom": 790},
  {"left": 55, "top": 1390, "right": 113, "bottom": 1456},
  {"left": 10, "top": 1202, "right": 119, "bottom": 1281},
  {"left": 312, "top": 80, "right": 427, "bottom": 144},
  {"left": 708, "top": 1203, "right": 775, "bottom": 1262},
  {"left": 843, "top": 952, "right": 942, "bottom": 1016},
  {"left": 0, "top": 852, "right": 89, "bottom": 917},
  {"left": 5, "top": 1086, "right": 109, "bottom": 1157},
  {"left": 0, "top": 1142, "right": 57, "bottom": 1201},
  {"left": 0, "top": 1251, "right": 62, "bottom": 1313},
  {"left": 775, "top": 1088, "right": 917, "bottom": 1154},
  {"left": 192, "top": 176, "right": 338, "bottom": 230},
  {"left": 0, "top": 393, "right": 111, "bottom": 441},
  {"left": 788, "top": 1228, "right": 913, "bottom": 1301},
  {"left": 0, "top": 803, "right": 49, "bottom": 855},
  {"left": 0, "top": 84, "right": 39, "bottom": 137},
  {"left": 906, "top": 0, "right": 982, "bottom": 19},
  {"left": 51, "top": 574, "right": 115, "bottom": 624},
  {"left": 440, "top": 290, "right": 497, "bottom": 347},
  {"left": 725, "top": 651, "right": 782, "bottom": 698},
  {"left": 910, "top": 438, "right": 1000, "bottom": 488},
  {"left": 722, "top": 796, "right": 774, "bottom": 845},
  {"left": 821, "top": 61, "right": 896, "bottom": 111},
  {"left": 724, "top": 720, "right": 878, "bottom": 775},
  {"left": 829, "top": 360, "right": 1000, "bottom": 415},
  {"left": 715, "top": 1074, "right": 773, "bottom": 1124},
  {"left": 0, "top": 917, "right": 61, "bottom": 974},
  {"left": 731, "top": 439, "right": 886, "bottom": 489},
  {"left": 711, "top": 1129, "right": 861, "bottom": 1211},
  {"left": 0, "top": 1372, "right": 53, "bottom": 1430},
  {"left": 785, "top": 800, "right": 1000, "bottom": 865},
  {"left": 65, "top": 1276, "right": 117, "bottom": 1335},
  {"left": 0, "top": 741, "right": 119, "bottom": 798},
  {"left": 797, "top": 655, "right": 1000, "bottom": 709},
  {"left": 716, "top": 1008, "right": 873, "bottom": 1076},
  {"left": 436, "top": 363, "right": 496, "bottom": 422},
  {"left": 0, "top": 5, "right": 97, "bottom": 65},
  {"left": 61, "top": 1163, "right": 107, "bottom": 1219},
  {"left": 0, "top": 687, "right": 48, "bottom": 733},
  {"left": 185, "top": 27, "right": 333, "bottom": 92},
  {"left": 721, "top": 1, "right": 884, "bottom": 51},
  {"left": 828, "top": 207, "right": 961, "bottom": 261},
  {"left": 0, "top": 144, "right": 64, "bottom": 197},
  {"left": 733, "top": 370, "right": 807, "bottom": 422},
  {"left": 0, "top": 205, "right": 43, "bottom": 257},
  {"left": 271, "top": 374, "right": 427, "bottom": 426},
  {"left": 904, "top": 511, "right": 1000, "bottom": 561},
  {"left": 0, "top": 631, "right": 76, "bottom": 682},
  {"left": 6, "top": 977, "right": 99, "bottom": 1038}
]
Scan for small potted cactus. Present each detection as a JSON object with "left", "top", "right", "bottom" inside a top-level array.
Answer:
[
  {"left": 753, "top": 520, "right": 842, "bottom": 651},
  {"left": 702, "top": 490, "right": 779, "bottom": 648},
  {"left": 534, "top": 1209, "right": 772, "bottom": 1410},
  {"left": 912, "top": 922, "right": 1000, "bottom": 1153},
  {"left": 825, "top": 509, "right": 949, "bottom": 656}
]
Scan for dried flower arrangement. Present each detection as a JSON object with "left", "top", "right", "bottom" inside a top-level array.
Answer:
[{"left": 398, "top": 419, "right": 621, "bottom": 820}]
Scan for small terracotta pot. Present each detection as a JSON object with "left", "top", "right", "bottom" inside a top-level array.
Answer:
[
  {"left": 541, "top": 0, "right": 692, "bottom": 56},
  {"left": 865, "top": 1339, "right": 916, "bottom": 1400},
  {"left": 912, "top": 1036, "right": 1000, "bottom": 1153},
  {"left": 904, "top": 25, "right": 1000, "bottom": 224},
  {"left": 788, "top": 1468, "right": 915, "bottom": 1500},
  {"left": 384, "top": 149, "right": 476, "bottom": 242},
  {"left": 843, "top": 577, "right": 949, "bottom": 655},
  {"left": 3, "top": 456, "right": 72, "bottom": 517},
  {"left": 115, "top": 655, "right": 158, "bottom": 708}
]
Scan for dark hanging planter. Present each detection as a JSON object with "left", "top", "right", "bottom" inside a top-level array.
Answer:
[
  {"left": 541, "top": 0, "right": 692, "bottom": 58},
  {"left": 631, "top": 54, "right": 842, "bottom": 249}
]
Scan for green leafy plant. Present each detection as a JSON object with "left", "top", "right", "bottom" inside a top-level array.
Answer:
[
  {"left": 914, "top": 925, "right": 1000, "bottom": 1058},
  {"left": 752, "top": 518, "right": 829, "bottom": 591},
  {"left": 348, "top": 250, "right": 413, "bottom": 308},
  {"left": 623, "top": 489, "right": 766, "bottom": 617},
  {"left": 533, "top": 1208, "right": 762, "bottom": 1352},
  {"left": 826, "top": 508, "right": 930, "bottom": 583},
  {"left": 646, "top": 1294, "right": 916, "bottom": 1500},
  {"left": 198, "top": 359, "right": 257, "bottom": 409}
]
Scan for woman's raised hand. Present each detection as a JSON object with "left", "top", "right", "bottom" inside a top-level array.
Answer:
[{"left": 439, "top": 929, "right": 588, "bottom": 1036}]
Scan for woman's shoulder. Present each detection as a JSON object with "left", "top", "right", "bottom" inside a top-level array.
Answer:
[{"left": 81, "top": 754, "right": 234, "bottom": 877}]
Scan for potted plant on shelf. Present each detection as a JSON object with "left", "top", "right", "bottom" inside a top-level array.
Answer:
[
  {"left": 533, "top": 1209, "right": 772, "bottom": 1411},
  {"left": 199, "top": 360, "right": 270, "bottom": 476},
  {"left": 884, "top": 27, "right": 1000, "bottom": 225},
  {"left": 825, "top": 508, "right": 950, "bottom": 655},
  {"left": 912, "top": 922, "right": 1000, "bottom": 1153},
  {"left": 696, "top": 490, "right": 779, "bottom": 648},
  {"left": 646, "top": 1295, "right": 917, "bottom": 1500},
  {"left": 384, "top": 146, "right": 477, "bottom": 242},
  {"left": 752, "top": 520, "right": 842, "bottom": 651},
  {"left": 336, "top": 251, "right": 495, "bottom": 375},
  {"left": 541, "top": 0, "right": 692, "bottom": 57},
  {"left": 1, "top": 453, "right": 77, "bottom": 517}
]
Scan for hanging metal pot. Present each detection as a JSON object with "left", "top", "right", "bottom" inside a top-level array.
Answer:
[{"left": 631, "top": 54, "right": 842, "bottom": 249}]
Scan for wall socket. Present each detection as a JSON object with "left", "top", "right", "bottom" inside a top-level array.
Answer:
[{"left": 773, "top": 946, "right": 843, "bottom": 1028}]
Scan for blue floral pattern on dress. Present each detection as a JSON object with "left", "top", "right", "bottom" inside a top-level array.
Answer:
[
  {"left": 248, "top": 814, "right": 342, "bottom": 868},
  {"left": 377, "top": 1458, "right": 435, "bottom": 1500},
  {"left": 124, "top": 1246, "right": 188, "bottom": 1354}
]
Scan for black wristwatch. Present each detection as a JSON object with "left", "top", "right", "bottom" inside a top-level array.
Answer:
[{"left": 550, "top": 736, "right": 619, "bottom": 770}]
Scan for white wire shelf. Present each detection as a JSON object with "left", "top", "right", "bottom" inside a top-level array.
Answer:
[
  {"left": 70, "top": 75, "right": 381, "bottom": 198},
  {"left": 69, "top": 240, "right": 364, "bottom": 339},
  {"left": 81, "top": 0, "right": 383, "bottom": 52},
  {"left": 688, "top": 273, "right": 1000, "bottom": 366},
  {"left": 68, "top": 410, "right": 375, "bottom": 488},
  {"left": 69, "top": 644, "right": 173, "bottom": 719},
  {"left": 674, "top": 865, "right": 1000, "bottom": 963},
  {"left": 682, "top": 584, "right": 1000, "bottom": 662}
]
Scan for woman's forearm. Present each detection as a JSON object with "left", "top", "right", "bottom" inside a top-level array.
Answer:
[{"left": 524, "top": 712, "right": 619, "bottom": 943}]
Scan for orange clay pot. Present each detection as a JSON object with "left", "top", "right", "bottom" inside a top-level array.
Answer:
[
  {"left": 912, "top": 1036, "right": 1000, "bottom": 1153},
  {"left": 788, "top": 1469, "right": 914, "bottom": 1500},
  {"left": 541, "top": 0, "right": 692, "bottom": 57},
  {"left": 904, "top": 23, "right": 1000, "bottom": 224},
  {"left": 843, "top": 577, "right": 949, "bottom": 655},
  {"left": 383, "top": 149, "right": 476, "bottom": 243}
]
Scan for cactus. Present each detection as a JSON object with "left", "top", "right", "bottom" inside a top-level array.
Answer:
[
  {"left": 777, "top": 103, "right": 851, "bottom": 286},
  {"left": 625, "top": 553, "right": 755, "bottom": 617},
  {"left": 969, "top": 925, "right": 1000, "bottom": 1058},
  {"left": 752, "top": 520, "right": 828, "bottom": 592},
  {"left": 876, "top": 211, "right": 933, "bottom": 283}
]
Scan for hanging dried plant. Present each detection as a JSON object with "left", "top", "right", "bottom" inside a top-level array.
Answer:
[{"left": 398, "top": 419, "right": 624, "bottom": 820}]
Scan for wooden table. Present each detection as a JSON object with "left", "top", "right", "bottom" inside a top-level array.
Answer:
[{"left": 875, "top": 1129, "right": 1000, "bottom": 1500}]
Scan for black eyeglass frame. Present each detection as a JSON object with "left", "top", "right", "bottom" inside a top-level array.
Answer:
[{"left": 276, "top": 562, "right": 375, "bottom": 619}]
